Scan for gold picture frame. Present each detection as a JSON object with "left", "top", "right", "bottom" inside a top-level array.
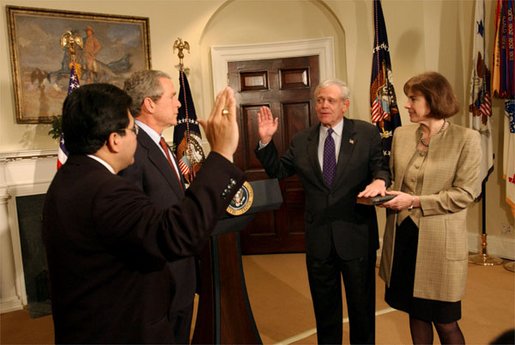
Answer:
[{"left": 6, "top": 6, "right": 151, "bottom": 124}]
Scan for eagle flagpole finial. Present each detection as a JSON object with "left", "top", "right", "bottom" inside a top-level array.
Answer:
[
  {"left": 173, "top": 37, "right": 190, "bottom": 71},
  {"left": 60, "top": 31, "right": 83, "bottom": 78}
]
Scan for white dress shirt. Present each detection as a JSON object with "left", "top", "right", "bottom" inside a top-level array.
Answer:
[
  {"left": 317, "top": 119, "right": 344, "bottom": 169},
  {"left": 135, "top": 120, "right": 182, "bottom": 178}
]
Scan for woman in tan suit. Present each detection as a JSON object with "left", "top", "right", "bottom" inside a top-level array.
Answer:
[{"left": 379, "top": 72, "right": 481, "bottom": 344}]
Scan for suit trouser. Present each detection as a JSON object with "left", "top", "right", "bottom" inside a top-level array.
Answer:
[
  {"left": 169, "top": 302, "right": 194, "bottom": 344},
  {"left": 168, "top": 258, "right": 196, "bottom": 344},
  {"left": 306, "top": 249, "right": 376, "bottom": 345}
]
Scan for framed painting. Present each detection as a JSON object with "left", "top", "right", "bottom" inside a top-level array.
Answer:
[{"left": 6, "top": 6, "right": 151, "bottom": 124}]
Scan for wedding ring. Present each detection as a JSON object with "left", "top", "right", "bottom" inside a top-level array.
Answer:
[{"left": 222, "top": 109, "right": 229, "bottom": 116}]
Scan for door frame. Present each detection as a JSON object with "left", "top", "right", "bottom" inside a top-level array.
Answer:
[{"left": 211, "top": 37, "right": 335, "bottom": 97}]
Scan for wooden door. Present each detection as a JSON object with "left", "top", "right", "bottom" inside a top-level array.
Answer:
[{"left": 228, "top": 55, "right": 319, "bottom": 254}]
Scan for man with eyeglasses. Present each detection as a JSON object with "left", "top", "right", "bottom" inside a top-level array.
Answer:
[
  {"left": 42, "top": 83, "right": 243, "bottom": 344},
  {"left": 255, "top": 79, "right": 390, "bottom": 344},
  {"left": 119, "top": 70, "right": 195, "bottom": 343}
]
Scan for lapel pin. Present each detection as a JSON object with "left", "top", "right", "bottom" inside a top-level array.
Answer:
[{"left": 349, "top": 139, "right": 355, "bottom": 144}]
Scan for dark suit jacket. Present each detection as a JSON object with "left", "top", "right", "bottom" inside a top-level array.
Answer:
[
  {"left": 42, "top": 153, "right": 244, "bottom": 344},
  {"left": 255, "top": 118, "right": 390, "bottom": 260},
  {"left": 119, "top": 130, "right": 194, "bottom": 313}
]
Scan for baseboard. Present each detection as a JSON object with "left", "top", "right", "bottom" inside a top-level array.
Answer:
[
  {"left": 468, "top": 233, "right": 515, "bottom": 260},
  {"left": 0, "top": 296, "right": 23, "bottom": 314}
]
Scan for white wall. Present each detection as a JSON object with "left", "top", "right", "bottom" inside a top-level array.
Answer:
[{"left": 1, "top": 0, "right": 513, "bottom": 313}]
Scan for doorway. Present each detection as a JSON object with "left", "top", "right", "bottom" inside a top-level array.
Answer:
[{"left": 228, "top": 55, "right": 320, "bottom": 254}]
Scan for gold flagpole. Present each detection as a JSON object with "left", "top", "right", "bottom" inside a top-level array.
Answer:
[
  {"left": 173, "top": 37, "right": 190, "bottom": 141},
  {"left": 172, "top": 38, "right": 200, "bottom": 185},
  {"left": 60, "top": 31, "right": 83, "bottom": 79}
]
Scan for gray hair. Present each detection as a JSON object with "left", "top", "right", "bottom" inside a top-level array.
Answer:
[
  {"left": 314, "top": 79, "right": 351, "bottom": 100},
  {"left": 123, "top": 70, "right": 171, "bottom": 117}
]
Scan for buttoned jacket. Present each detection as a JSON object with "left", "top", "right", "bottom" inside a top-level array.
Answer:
[
  {"left": 379, "top": 123, "right": 481, "bottom": 302},
  {"left": 43, "top": 153, "right": 243, "bottom": 344},
  {"left": 256, "top": 118, "right": 390, "bottom": 260},
  {"left": 119, "top": 129, "right": 194, "bottom": 312}
]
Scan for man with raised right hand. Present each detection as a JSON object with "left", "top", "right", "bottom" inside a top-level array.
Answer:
[{"left": 43, "top": 83, "right": 242, "bottom": 344}]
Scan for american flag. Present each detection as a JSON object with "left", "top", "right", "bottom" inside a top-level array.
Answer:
[
  {"left": 371, "top": 91, "right": 390, "bottom": 123},
  {"left": 479, "top": 94, "right": 492, "bottom": 116},
  {"left": 177, "top": 157, "right": 189, "bottom": 177},
  {"left": 369, "top": 0, "right": 401, "bottom": 162},
  {"left": 57, "top": 63, "right": 80, "bottom": 169}
]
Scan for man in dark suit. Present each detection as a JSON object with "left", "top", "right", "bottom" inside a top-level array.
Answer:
[
  {"left": 42, "top": 83, "right": 243, "bottom": 344},
  {"left": 255, "top": 79, "right": 390, "bottom": 344},
  {"left": 120, "top": 70, "right": 194, "bottom": 343}
]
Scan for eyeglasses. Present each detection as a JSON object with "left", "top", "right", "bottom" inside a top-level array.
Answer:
[
  {"left": 127, "top": 124, "right": 139, "bottom": 135},
  {"left": 116, "top": 124, "right": 139, "bottom": 136}
]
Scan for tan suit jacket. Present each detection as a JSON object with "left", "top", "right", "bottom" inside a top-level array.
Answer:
[{"left": 380, "top": 122, "right": 481, "bottom": 302}]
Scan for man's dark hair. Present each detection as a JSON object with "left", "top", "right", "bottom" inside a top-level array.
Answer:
[{"left": 62, "top": 83, "right": 132, "bottom": 154}]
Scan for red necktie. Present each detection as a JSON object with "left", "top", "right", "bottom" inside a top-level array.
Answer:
[{"left": 159, "top": 137, "right": 183, "bottom": 189}]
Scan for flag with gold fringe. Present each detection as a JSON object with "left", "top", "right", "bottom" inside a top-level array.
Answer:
[
  {"left": 503, "top": 100, "right": 515, "bottom": 216},
  {"left": 370, "top": 0, "right": 401, "bottom": 163},
  {"left": 172, "top": 69, "right": 205, "bottom": 185},
  {"left": 492, "top": 0, "right": 514, "bottom": 99},
  {"left": 492, "top": 0, "right": 514, "bottom": 215},
  {"left": 469, "top": 0, "right": 494, "bottom": 189}
]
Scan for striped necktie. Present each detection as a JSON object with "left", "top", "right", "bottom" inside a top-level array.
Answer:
[{"left": 159, "top": 137, "right": 183, "bottom": 189}]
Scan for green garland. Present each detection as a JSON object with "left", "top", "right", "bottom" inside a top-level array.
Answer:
[{"left": 48, "top": 115, "right": 62, "bottom": 140}]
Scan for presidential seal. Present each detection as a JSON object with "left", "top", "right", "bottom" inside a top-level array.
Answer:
[
  {"left": 226, "top": 181, "right": 254, "bottom": 216},
  {"left": 176, "top": 132, "right": 205, "bottom": 184}
]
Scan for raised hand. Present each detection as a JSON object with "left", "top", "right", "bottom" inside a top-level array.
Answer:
[
  {"left": 257, "top": 106, "right": 279, "bottom": 145},
  {"left": 198, "top": 87, "right": 239, "bottom": 162}
]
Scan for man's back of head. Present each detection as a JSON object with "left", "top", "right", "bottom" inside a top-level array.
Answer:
[{"left": 62, "top": 83, "right": 132, "bottom": 155}]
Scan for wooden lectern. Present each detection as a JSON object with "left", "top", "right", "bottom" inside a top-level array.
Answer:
[{"left": 192, "top": 179, "right": 283, "bottom": 345}]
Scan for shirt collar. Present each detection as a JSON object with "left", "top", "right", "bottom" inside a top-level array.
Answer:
[
  {"left": 87, "top": 154, "right": 115, "bottom": 174},
  {"left": 320, "top": 118, "right": 344, "bottom": 137},
  {"left": 135, "top": 119, "right": 162, "bottom": 146}
]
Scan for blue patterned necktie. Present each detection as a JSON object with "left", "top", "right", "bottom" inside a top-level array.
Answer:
[{"left": 323, "top": 128, "right": 336, "bottom": 187}]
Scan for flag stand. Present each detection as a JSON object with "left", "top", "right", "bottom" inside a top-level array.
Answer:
[
  {"left": 504, "top": 262, "right": 515, "bottom": 272},
  {"left": 469, "top": 181, "right": 503, "bottom": 265}
]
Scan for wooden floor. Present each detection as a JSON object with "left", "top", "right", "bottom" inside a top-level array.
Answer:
[
  {"left": 243, "top": 254, "right": 515, "bottom": 345},
  {"left": 1, "top": 254, "right": 514, "bottom": 344}
]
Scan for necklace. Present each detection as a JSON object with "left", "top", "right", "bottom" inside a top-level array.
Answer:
[
  {"left": 419, "top": 120, "right": 447, "bottom": 147},
  {"left": 419, "top": 137, "right": 430, "bottom": 147}
]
